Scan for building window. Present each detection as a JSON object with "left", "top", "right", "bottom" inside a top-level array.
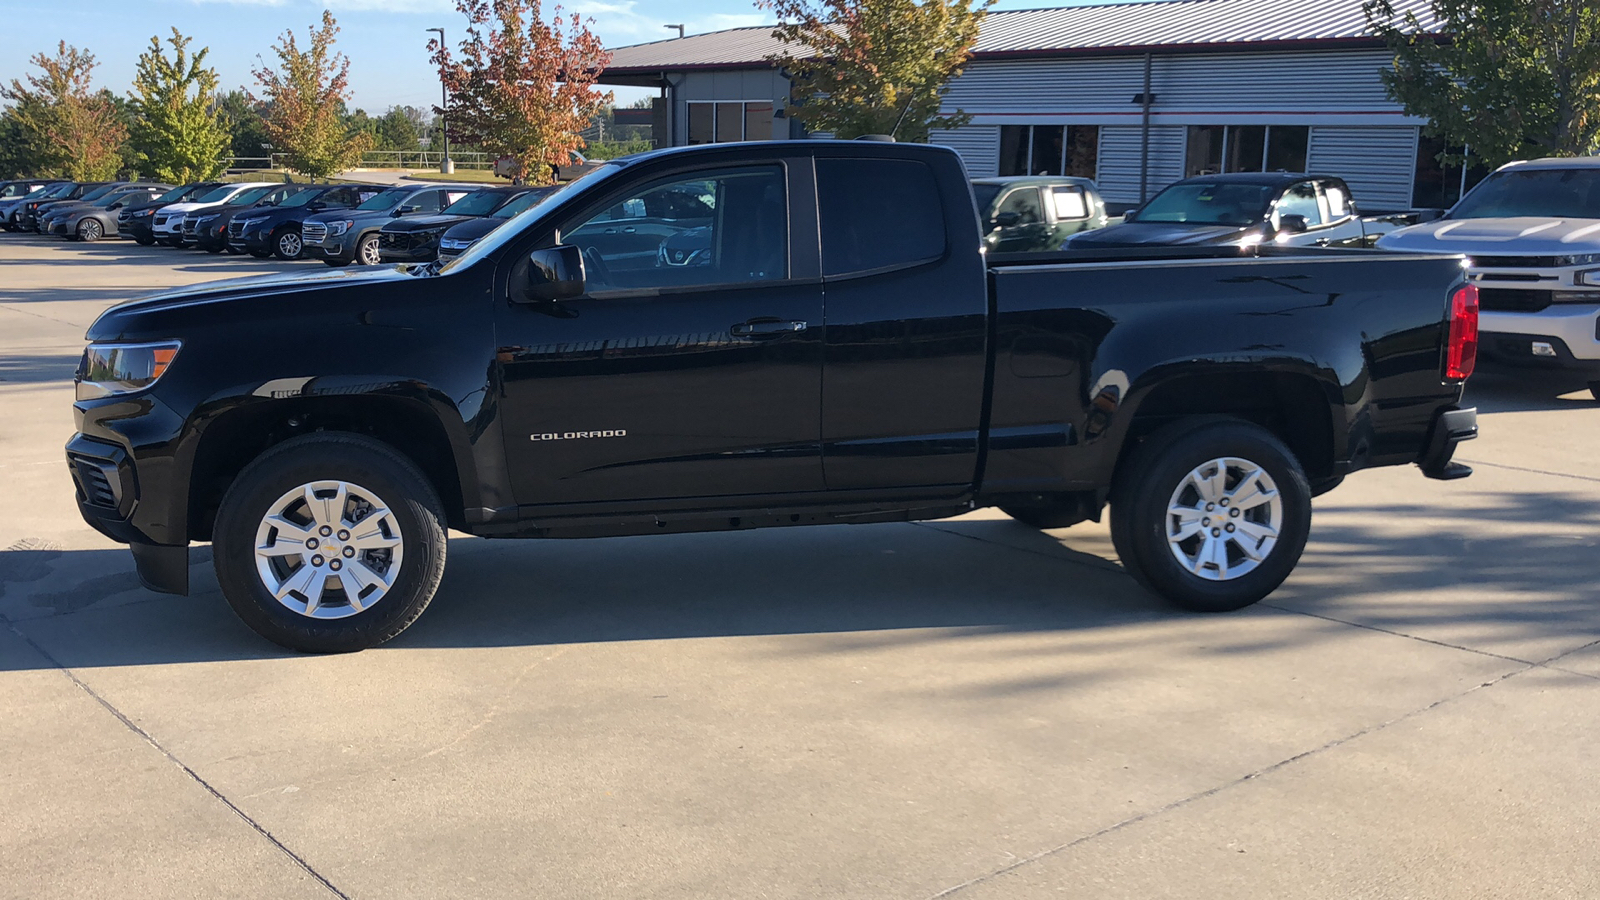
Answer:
[
  {"left": 1412, "top": 134, "right": 1490, "bottom": 209},
  {"left": 998, "top": 125, "right": 1099, "bottom": 178},
  {"left": 1185, "top": 125, "right": 1309, "bottom": 177},
  {"left": 686, "top": 101, "right": 774, "bottom": 145}
]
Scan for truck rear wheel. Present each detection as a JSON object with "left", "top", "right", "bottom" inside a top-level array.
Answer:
[
  {"left": 212, "top": 433, "right": 448, "bottom": 652},
  {"left": 1589, "top": 382, "right": 1600, "bottom": 402},
  {"left": 1110, "top": 419, "right": 1311, "bottom": 612}
]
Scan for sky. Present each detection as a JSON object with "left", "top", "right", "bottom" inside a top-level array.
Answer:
[{"left": 0, "top": 0, "right": 1145, "bottom": 112}]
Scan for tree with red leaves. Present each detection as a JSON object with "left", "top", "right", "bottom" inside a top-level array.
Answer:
[
  {"left": 2, "top": 42, "right": 127, "bottom": 179},
  {"left": 432, "top": 0, "right": 611, "bottom": 185}
]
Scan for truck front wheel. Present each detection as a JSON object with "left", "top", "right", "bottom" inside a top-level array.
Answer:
[
  {"left": 1110, "top": 419, "right": 1311, "bottom": 612},
  {"left": 212, "top": 433, "right": 448, "bottom": 652}
]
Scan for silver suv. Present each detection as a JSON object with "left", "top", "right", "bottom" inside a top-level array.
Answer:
[{"left": 1379, "top": 157, "right": 1600, "bottom": 398}]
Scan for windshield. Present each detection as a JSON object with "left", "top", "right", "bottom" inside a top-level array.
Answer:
[
  {"left": 277, "top": 188, "right": 326, "bottom": 208},
  {"left": 443, "top": 190, "right": 512, "bottom": 216},
  {"left": 972, "top": 184, "right": 1002, "bottom": 214},
  {"left": 77, "top": 184, "right": 119, "bottom": 202},
  {"left": 0, "top": 183, "right": 31, "bottom": 199},
  {"left": 438, "top": 163, "right": 621, "bottom": 275},
  {"left": 90, "top": 190, "right": 136, "bottom": 207},
  {"left": 155, "top": 185, "right": 196, "bottom": 202},
  {"left": 1136, "top": 182, "right": 1275, "bottom": 226},
  {"left": 357, "top": 188, "right": 410, "bottom": 211},
  {"left": 231, "top": 186, "right": 274, "bottom": 205},
  {"left": 491, "top": 188, "right": 556, "bottom": 218},
  {"left": 196, "top": 185, "right": 241, "bottom": 203},
  {"left": 1450, "top": 167, "right": 1600, "bottom": 219}
]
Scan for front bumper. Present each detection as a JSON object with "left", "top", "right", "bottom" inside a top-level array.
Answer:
[
  {"left": 306, "top": 230, "right": 358, "bottom": 262},
  {"left": 378, "top": 233, "right": 440, "bottom": 263},
  {"left": 123, "top": 218, "right": 156, "bottom": 241},
  {"left": 1416, "top": 407, "right": 1477, "bottom": 480},
  {"left": 192, "top": 221, "right": 230, "bottom": 250},
  {"left": 228, "top": 222, "right": 274, "bottom": 253},
  {"left": 1479, "top": 305, "right": 1600, "bottom": 364}
]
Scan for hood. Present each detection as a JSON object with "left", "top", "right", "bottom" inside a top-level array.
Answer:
[
  {"left": 1068, "top": 222, "right": 1252, "bottom": 248},
  {"left": 440, "top": 217, "right": 505, "bottom": 242},
  {"left": 90, "top": 265, "right": 417, "bottom": 338},
  {"left": 384, "top": 214, "right": 473, "bottom": 234},
  {"left": 158, "top": 201, "right": 214, "bottom": 215},
  {"left": 1377, "top": 216, "right": 1600, "bottom": 254},
  {"left": 304, "top": 207, "right": 397, "bottom": 226}
]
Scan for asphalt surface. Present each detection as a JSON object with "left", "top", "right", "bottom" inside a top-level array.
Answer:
[{"left": 2, "top": 237, "right": 1598, "bottom": 899}]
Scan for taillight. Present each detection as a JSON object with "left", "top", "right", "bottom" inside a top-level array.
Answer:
[{"left": 1446, "top": 284, "right": 1479, "bottom": 380}]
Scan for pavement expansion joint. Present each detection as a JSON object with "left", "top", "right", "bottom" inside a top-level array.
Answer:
[
  {"left": 1455, "top": 457, "right": 1600, "bottom": 485},
  {"left": 0, "top": 615, "right": 352, "bottom": 900},
  {"left": 922, "top": 659, "right": 1537, "bottom": 899}
]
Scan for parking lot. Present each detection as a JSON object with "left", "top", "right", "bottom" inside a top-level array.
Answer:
[{"left": 3, "top": 236, "right": 1599, "bottom": 898}]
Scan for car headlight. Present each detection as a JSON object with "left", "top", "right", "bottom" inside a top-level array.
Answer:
[
  {"left": 76, "top": 341, "right": 181, "bottom": 401},
  {"left": 196, "top": 214, "right": 220, "bottom": 223},
  {"left": 328, "top": 220, "right": 353, "bottom": 236},
  {"left": 1556, "top": 253, "right": 1600, "bottom": 267},
  {"left": 133, "top": 209, "right": 155, "bottom": 217}
]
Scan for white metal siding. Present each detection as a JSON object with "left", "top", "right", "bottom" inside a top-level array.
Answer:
[
  {"left": 1307, "top": 126, "right": 1420, "bottom": 210},
  {"left": 929, "top": 125, "right": 1001, "bottom": 177},
  {"left": 941, "top": 49, "right": 1415, "bottom": 124},
  {"left": 1096, "top": 125, "right": 1187, "bottom": 204}
]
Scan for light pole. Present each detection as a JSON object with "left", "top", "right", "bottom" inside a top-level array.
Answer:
[
  {"left": 665, "top": 24, "right": 685, "bottom": 39},
  {"left": 426, "top": 27, "right": 452, "bottom": 174}
]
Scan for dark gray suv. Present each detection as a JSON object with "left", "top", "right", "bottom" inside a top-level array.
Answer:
[{"left": 301, "top": 185, "right": 469, "bottom": 266}]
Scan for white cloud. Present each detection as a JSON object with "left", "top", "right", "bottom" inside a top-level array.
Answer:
[{"left": 567, "top": 0, "right": 774, "bottom": 46}]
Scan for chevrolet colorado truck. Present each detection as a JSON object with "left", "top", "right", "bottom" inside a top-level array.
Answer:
[
  {"left": 1378, "top": 157, "right": 1600, "bottom": 398},
  {"left": 69, "top": 141, "right": 1480, "bottom": 652}
]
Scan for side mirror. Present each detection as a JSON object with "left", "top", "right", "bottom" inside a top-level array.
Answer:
[
  {"left": 517, "top": 245, "right": 586, "bottom": 303},
  {"left": 395, "top": 206, "right": 419, "bottom": 216},
  {"left": 308, "top": 201, "right": 326, "bottom": 211},
  {"left": 1278, "top": 214, "right": 1309, "bottom": 234},
  {"left": 993, "top": 211, "right": 1022, "bottom": 228},
  {"left": 1122, "top": 208, "right": 1139, "bottom": 223}
]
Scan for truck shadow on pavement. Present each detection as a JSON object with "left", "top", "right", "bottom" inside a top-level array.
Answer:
[
  {"left": 1465, "top": 368, "right": 1599, "bottom": 413},
  {"left": 4, "top": 490, "right": 1598, "bottom": 671}
]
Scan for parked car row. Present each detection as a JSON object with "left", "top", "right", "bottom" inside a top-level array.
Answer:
[{"left": 0, "top": 176, "right": 568, "bottom": 265}]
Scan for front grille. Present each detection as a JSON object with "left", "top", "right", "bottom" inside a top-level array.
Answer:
[
  {"left": 69, "top": 455, "right": 120, "bottom": 509},
  {"left": 181, "top": 217, "right": 198, "bottom": 236},
  {"left": 154, "top": 214, "right": 172, "bottom": 228},
  {"left": 1478, "top": 288, "right": 1553, "bottom": 313},
  {"left": 228, "top": 220, "right": 245, "bottom": 238},
  {"left": 1470, "top": 256, "right": 1562, "bottom": 269},
  {"left": 302, "top": 222, "right": 328, "bottom": 243},
  {"left": 380, "top": 232, "right": 412, "bottom": 250}
]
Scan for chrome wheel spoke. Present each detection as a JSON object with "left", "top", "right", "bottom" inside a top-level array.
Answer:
[
  {"left": 336, "top": 569, "right": 369, "bottom": 612},
  {"left": 1195, "top": 461, "right": 1227, "bottom": 503},
  {"left": 1235, "top": 518, "right": 1278, "bottom": 545},
  {"left": 1168, "top": 506, "right": 1204, "bottom": 543},
  {"left": 273, "top": 563, "right": 319, "bottom": 601}
]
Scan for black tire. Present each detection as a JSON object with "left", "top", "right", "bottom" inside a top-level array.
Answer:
[
  {"left": 212, "top": 433, "right": 448, "bottom": 652},
  {"left": 1109, "top": 418, "right": 1311, "bottom": 613},
  {"left": 1589, "top": 382, "right": 1600, "bottom": 402},
  {"left": 77, "top": 219, "right": 103, "bottom": 242},
  {"left": 1001, "top": 503, "right": 1088, "bottom": 529},
  {"left": 204, "top": 244, "right": 223, "bottom": 254},
  {"left": 225, "top": 245, "right": 242, "bottom": 255},
  {"left": 323, "top": 257, "right": 351, "bottom": 268},
  {"left": 249, "top": 249, "right": 272, "bottom": 259},
  {"left": 134, "top": 233, "right": 155, "bottom": 246},
  {"left": 272, "top": 228, "right": 303, "bottom": 260}
]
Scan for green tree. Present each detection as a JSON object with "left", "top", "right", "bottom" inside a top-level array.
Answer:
[
  {"left": 375, "top": 105, "right": 425, "bottom": 151},
  {"left": 250, "top": 10, "right": 372, "bottom": 179},
  {"left": 217, "top": 89, "right": 272, "bottom": 158},
  {"left": 1366, "top": 0, "right": 1600, "bottom": 168},
  {"left": 759, "top": 0, "right": 993, "bottom": 142},
  {"left": 1, "top": 42, "right": 127, "bottom": 179},
  {"left": 432, "top": 0, "right": 612, "bottom": 185},
  {"left": 127, "top": 29, "right": 230, "bottom": 182}
]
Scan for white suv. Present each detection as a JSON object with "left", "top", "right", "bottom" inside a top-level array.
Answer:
[
  {"left": 1379, "top": 157, "right": 1600, "bottom": 398},
  {"left": 150, "top": 182, "right": 278, "bottom": 245}
]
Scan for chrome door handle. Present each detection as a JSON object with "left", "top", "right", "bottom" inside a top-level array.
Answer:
[{"left": 731, "top": 319, "right": 807, "bottom": 336}]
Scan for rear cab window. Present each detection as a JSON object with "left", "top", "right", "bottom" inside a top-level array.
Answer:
[{"left": 817, "top": 158, "right": 945, "bottom": 276}]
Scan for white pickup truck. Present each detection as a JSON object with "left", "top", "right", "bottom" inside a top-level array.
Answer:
[{"left": 1379, "top": 157, "right": 1600, "bottom": 399}]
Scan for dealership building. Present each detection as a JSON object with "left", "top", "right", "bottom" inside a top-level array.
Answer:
[{"left": 601, "top": 0, "right": 1474, "bottom": 211}]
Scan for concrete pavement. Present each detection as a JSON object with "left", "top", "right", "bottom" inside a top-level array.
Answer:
[{"left": 2, "top": 238, "right": 1597, "bottom": 899}]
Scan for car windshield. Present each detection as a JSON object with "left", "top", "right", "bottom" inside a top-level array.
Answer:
[
  {"left": 443, "top": 190, "right": 510, "bottom": 216},
  {"left": 491, "top": 189, "right": 555, "bottom": 218},
  {"left": 155, "top": 185, "right": 196, "bottom": 202},
  {"left": 1137, "top": 183, "right": 1276, "bottom": 226},
  {"left": 195, "top": 185, "right": 240, "bottom": 203},
  {"left": 438, "top": 163, "right": 621, "bottom": 275},
  {"left": 972, "top": 183, "right": 1003, "bottom": 213},
  {"left": 277, "top": 189, "right": 326, "bottom": 208},
  {"left": 0, "top": 183, "right": 31, "bottom": 199},
  {"left": 77, "top": 184, "right": 119, "bottom": 202},
  {"left": 89, "top": 191, "right": 134, "bottom": 207},
  {"left": 356, "top": 188, "right": 410, "bottom": 211},
  {"left": 1449, "top": 167, "right": 1600, "bottom": 219},
  {"left": 231, "top": 186, "right": 274, "bottom": 205}
]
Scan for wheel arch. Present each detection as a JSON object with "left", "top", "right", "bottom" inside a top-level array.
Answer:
[{"left": 186, "top": 392, "right": 479, "bottom": 542}]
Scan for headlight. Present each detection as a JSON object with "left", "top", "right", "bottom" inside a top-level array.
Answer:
[
  {"left": 76, "top": 341, "right": 181, "bottom": 400},
  {"left": 134, "top": 209, "right": 155, "bottom": 217},
  {"left": 329, "top": 220, "right": 353, "bottom": 236},
  {"left": 196, "top": 214, "right": 220, "bottom": 223},
  {"left": 1556, "top": 253, "right": 1600, "bottom": 267}
]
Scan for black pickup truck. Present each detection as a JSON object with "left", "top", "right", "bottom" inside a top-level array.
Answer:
[{"left": 69, "top": 141, "right": 1480, "bottom": 652}]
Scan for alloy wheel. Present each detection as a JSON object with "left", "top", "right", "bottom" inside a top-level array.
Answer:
[
  {"left": 252, "top": 480, "right": 405, "bottom": 619},
  {"left": 1164, "top": 456, "right": 1282, "bottom": 582}
]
